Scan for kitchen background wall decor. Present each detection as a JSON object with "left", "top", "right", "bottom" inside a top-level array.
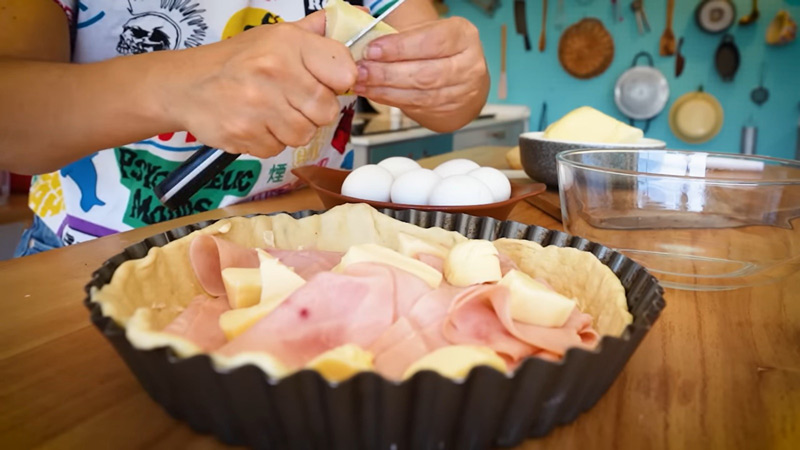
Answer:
[{"left": 452, "top": 0, "right": 800, "bottom": 159}]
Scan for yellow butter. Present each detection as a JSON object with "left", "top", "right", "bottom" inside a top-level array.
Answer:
[
  {"left": 221, "top": 268, "right": 262, "bottom": 309},
  {"left": 403, "top": 345, "right": 507, "bottom": 380},
  {"left": 396, "top": 232, "right": 449, "bottom": 260},
  {"left": 306, "top": 344, "right": 374, "bottom": 382},
  {"left": 324, "top": 0, "right": 397, "bottom": 61},
  {"left": 498, "top": 269, "right": 576, "bottom": 327},
  {"left": 335, "top": 243, "right": 443, "bottom": 288},
  {"left": 444, "top": 240, "right": 502, "bottom": 287},
  {"left": 219, "top": 250, "right": 306, "bottom": 340},
  {"left": 543, "top": 106, "right": 644, "bottom": 144},
  {"left": 257, "top": 249, "right": 306, "bottom": 306}
]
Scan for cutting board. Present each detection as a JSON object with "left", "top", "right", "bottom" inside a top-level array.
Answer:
[{"left": 525, "top": 189, "right": 562, "bottom": 221}]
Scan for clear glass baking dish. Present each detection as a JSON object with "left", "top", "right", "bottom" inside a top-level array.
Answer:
[{"left": 557, "top": 149, "right": 800, "bottom": 291}]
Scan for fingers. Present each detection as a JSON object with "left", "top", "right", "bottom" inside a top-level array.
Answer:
[
  {"left": 363, "top": 17, "right": 477, "bottom": 62},
  {"left": 286, "top": 74, "right": 342, "bottom": 127},
  {"left": 357, "top": 83, "right": 472, "bottom": 111},
  {"left": 264, "top": 99, "right": 319, "bottom": 149},
  {"left": 301, "top": 34, "right": 357, "bottom": 93},
  {"left": 293, "top": 10, "right": 327, "bottom": 36},
  {"left": 234, "top": 131, "right": 285, "bottom": 159},
  {"left": 356, "top": 58, "right": 460, "bottom": 90}
]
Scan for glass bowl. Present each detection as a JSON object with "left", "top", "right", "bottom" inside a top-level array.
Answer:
[{"left": 557, "top": 149, "right": 800, "bottom": 291}]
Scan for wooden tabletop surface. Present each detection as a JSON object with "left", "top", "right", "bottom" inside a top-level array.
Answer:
[{"left": 1, "top": 147, "right": 797, "bottom": 450}]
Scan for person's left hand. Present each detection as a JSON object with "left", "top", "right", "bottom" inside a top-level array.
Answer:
[{"left": 353, "top": 17, "right": 488, "bottom": 130}]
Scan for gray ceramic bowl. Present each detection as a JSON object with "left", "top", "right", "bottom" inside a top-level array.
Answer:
[{"left": 519, "top": 132, "right": 667, "bottom": 188}]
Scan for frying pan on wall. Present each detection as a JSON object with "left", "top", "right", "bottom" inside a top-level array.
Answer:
[
  {"left": 614, "top": 52, "right": 669, "bottom": 132},
  {"left": 696, "top": 0, "right": 736, "bottom": 34},
  {"left": 715, "top": 34, "right": 740, "bottom": 81}
]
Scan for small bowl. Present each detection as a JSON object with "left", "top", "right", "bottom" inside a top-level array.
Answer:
[
  {"left": 557, "top": 148, "right": 800, "bottom": 291},
  {"left": 519, "top": 131, "right": 666, "bottom": 188},
  {"left": 291, "top": 165, "right": 547, "bottom": 221}
]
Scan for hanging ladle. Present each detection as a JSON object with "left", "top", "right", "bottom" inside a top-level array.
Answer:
[{"left": 750, "top": 63, "right": 769, "bottom": 106}]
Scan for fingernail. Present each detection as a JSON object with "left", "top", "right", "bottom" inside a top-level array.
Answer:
[
  {"left": 357, "top": 66, "right": 368, "bottom": 82},
  {"left": 365, "top": 45, "right": 382, "bottom": 60}
]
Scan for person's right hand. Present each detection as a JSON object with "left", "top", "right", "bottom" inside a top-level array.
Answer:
[{"left": 162, "top": 12, "right": 357, "bottom": 159}]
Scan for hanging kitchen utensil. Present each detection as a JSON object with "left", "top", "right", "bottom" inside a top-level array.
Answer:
[
  {"left": 558, "top": 18, "right": 614, "bottom": 79},
  {"left": 715, "top": 34, "right": 740, "bottom": 82},
  {"left": 669, "top": 86, "right": 724, "bottom": 144},
  {"left": 739, "top": 0, "right": 759, "bottom": 26},
  {"left": 675, "top": 37, "right": 686, "bottom": 78},
  {"left": 539, "top": 0, "right": 547, "bottom": 52},
  {"left": 614, "top": 51, "right": 669, "bottom": 132},
  {"left": 695, "top": 0, "right": 736, "bottom": 34},
  {"left": 514, "top": 0, "right": 532, "bottom": 51},
  {"left": 766, "top": 10, "right": 797, "bottom": 46},
  {"left": 555, "top": 0, "right": 565, "bottom": 31},
  {"left": 750, "top": 63, "right": 769, "bottom": 106},
  {"left": 538, "top": 102, "right": 548, "bottom": 131},
  {"left": 740, "top": 122, "right": 757, "bottom": 155},
  {"left": 659, "top": 0, "right": 675, "bottom": 56},
  {"left": 611, "top": 0, "right": 622, "bottom": 23},
  {"left": 631, "top": 0, "right": 651, "bottom": 35},
  {"left": 499, "top": 24, "right": 508, "bottom": 100},
  {"left": 469, "top": 0, "right": 500, "bottom": 16}
]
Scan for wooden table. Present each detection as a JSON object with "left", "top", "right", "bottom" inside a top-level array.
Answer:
[{"left": 1, "top": 147, "right": 798, "bottom": 450}]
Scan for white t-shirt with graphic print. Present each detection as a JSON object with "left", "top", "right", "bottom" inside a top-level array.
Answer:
[{"left": 31, "top": 0, "right": 394, "bottom": 245}]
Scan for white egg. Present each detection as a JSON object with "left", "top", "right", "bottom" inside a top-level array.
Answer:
[
  {"left": 433, "top": 159, "right": 481, "bottom": 179},
  {"left": 341, "top": 164, "right": 393, "bottom": 202},
  {"left": 390, "top": 168, "right": 441, "bottom": 205},
  {"left": 468, "top": 167, "right": 511, "bottom": 202},
  {"left": 428, "top": 175, "right": 494, "bottom": 206},
  {"left": 377, "top": 157, "right": 421, "bottom": 179}
]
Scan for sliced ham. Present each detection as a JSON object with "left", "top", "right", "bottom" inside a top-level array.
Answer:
[
  {"left": 497, "top": 253, "right": 519, "bottom": 276},
  {"left": 370, "top": 283, "right": 460, "bottom": 379},
  {"left": 190, "top": 235, "right": 258, "bottom": 296},
  {"left": 443, "top": 285, "right": 599, "bottom": 361},
  {"left": 265, "top": 249, "right": 343, "bottom": 280},
  {"left": 443, "top": 285, "right": 534, "bottom": 361},
  {"left": 162, "top": 295, "right": 231, "bottom": 352},
  {"left": 216, "top": 263, "right": 432, "bottom": 368}
]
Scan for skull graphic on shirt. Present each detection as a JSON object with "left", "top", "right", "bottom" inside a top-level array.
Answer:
[
  {"left": 117, "top": 14, "right": 180, "bottom": 54},
  {"left": 117, "top": 0, "right": 208, "bottom": 55}
]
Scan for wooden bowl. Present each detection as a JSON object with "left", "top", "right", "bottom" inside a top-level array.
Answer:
[{"left": 292, "top": 165, "right": 547, "bottom": 221}]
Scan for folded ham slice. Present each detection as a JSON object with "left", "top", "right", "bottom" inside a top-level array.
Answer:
[
  {"left": 370, "top": 283, "right": 461, "bottom": 379},
  {"left": 216, "top": 263, "right": 432, "bottom": 368},
  {"left": 190, "top": 235, "right": 345, "bottom": 297},
  {"left": 190, "top": 235, "right": 259, "bottom": 296},
  {"left": 162, "top": 295, "right": 231, "bottom": 352},
  {"left": 264, "top": 249, "right": 342, "bottom": 280},
  {"left": 443, "top": 285, "right": 599, "bottom": 361}
]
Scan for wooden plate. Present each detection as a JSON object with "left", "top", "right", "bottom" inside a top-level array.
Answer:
[
  {"left": 558, "top": 18, "right": 614, "bottom": 79},
  {"left": 292, "top": 165, "right": 547, "bottom": 221}
]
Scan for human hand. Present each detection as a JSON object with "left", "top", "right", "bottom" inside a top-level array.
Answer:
[
  {"left": 164, "top": 12, "right": 357, "bottom": 158},
  {"left": 353, "top": 17, "right": 488, "bottom": 128}
]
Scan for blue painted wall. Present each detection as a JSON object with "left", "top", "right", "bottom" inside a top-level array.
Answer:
[{"left": 449, "top": 0, "right": 800, "bottom": 159}]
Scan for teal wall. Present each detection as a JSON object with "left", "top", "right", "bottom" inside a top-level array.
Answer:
[{"left": 449, "top": 0, "right": 800, "bottom": 160}]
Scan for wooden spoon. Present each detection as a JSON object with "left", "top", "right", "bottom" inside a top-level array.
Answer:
[
  {"left": 659, "top": 0, "right": 675, "bottom": 56},
  {"left": 539, "top": 0, "right": 547, "bottom": 52},
  {"left": 739, "top": 0, "right": 760, "bottom": 26}
]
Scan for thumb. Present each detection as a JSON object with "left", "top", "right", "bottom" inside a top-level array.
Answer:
[{"left": 294, "top": 10, "right": 327, "bottom": 36}]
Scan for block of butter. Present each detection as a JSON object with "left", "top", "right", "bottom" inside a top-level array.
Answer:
[
  {"left": 543, "top": 106, "right": 644, "bottom": 144},
  {"left": 325, "top": 0, "right": 397, "bottom": 61}
]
